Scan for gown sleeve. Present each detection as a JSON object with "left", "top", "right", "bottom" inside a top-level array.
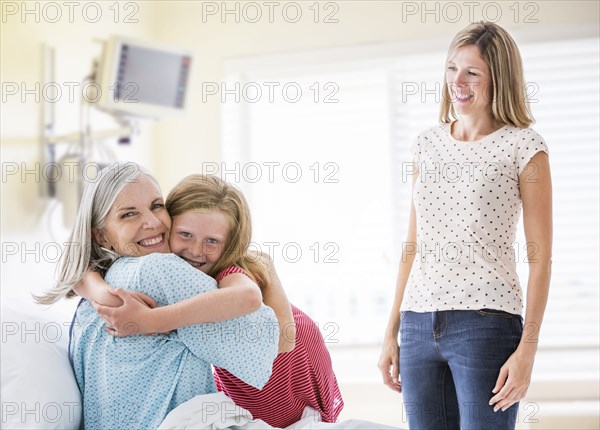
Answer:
[{"left": 139, "top": 253, "right": 279, "bottom": 389}]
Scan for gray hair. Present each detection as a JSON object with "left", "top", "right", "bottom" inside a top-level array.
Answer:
[{"left": 35, "top": 162, "right": 159, "bottom": 304}]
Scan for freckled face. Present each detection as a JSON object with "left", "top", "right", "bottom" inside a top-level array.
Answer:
[
  {"left": 169, "top": 210, "right": 230, "bottom": 275},
  {"left": 446, "top": 45, "right": 494, "bottom": 117},
  {"left": 93, "top": 175, "right": 171, "bottom": 256}
]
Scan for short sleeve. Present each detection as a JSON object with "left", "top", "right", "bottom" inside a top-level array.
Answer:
[
  {"left": 516, "top": 129, "right": 549, "bottom": 176},
  {"left": 215, "top": 266, "right": 250, "bottom": 283},
  {"left": 139, "top": 254, "right": 278, "bottom": 389}
]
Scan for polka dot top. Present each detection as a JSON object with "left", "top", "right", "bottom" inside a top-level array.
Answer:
[{"left": 401, "top": 122, "right": 549, "bottom": 315}]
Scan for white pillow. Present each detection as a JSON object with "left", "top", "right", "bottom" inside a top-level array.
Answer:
[{"left": 1, "top": 299, "right": 82, "bottom": 429}]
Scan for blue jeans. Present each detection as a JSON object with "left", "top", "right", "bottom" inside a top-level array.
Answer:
[{"left": 399, "top": 309, "right": 523, "bottom": 430}]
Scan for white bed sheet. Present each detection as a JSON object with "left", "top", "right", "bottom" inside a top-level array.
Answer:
[{"left": 158, "top": 392, "right": 402, "bottom": 430}]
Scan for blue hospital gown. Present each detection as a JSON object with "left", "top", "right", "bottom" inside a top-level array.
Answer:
[{"left": 70, "top": 253, "right": 279, "bottom": 430}]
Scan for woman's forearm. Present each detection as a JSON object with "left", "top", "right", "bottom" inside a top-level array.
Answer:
[{"left": 518, "top": 260, "right": 552, "bottom": 354}]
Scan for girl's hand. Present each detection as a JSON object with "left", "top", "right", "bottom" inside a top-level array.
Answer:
[
  {"left": 378, "top": 336, "right": 402, "bottom": 393},
  {"left": 92, "top": 288, "right": 162, "bottom": 337},
  {"left": 489, "top": 346, "right": 536, "bottom": 412}
]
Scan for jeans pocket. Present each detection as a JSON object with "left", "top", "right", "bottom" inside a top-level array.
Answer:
[{"left": 476, "top": 308, "right": 513, "bottom": 318}]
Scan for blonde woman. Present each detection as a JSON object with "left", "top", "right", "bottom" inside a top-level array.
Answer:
[{"left": 378, "top": 22, "right": 552, "bottom": 429}]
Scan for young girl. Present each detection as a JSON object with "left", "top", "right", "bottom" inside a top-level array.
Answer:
[
  {"left": 84, "top": 174, "right": 344, "bottom": 427},
  {"left": 378, "top": 22, "right": 552, "bottom": 429}
]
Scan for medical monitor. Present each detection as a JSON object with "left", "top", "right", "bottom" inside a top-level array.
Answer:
[{"left": 95, "top": 35, "right": 192, "bottom": 118}]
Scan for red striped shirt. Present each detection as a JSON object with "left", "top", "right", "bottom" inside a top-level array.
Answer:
[{"left": 214, "top": 267, "right": 344, "bottom": 427}]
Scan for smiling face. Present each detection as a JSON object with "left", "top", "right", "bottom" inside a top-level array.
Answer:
[
  {"left": 445, "top": 44, "right": 494, "bottom": 118},
  {"left": 93, "top": 174, "right": 171, "bottom": 256},
  {"left": 169, "top": 210, "right": 230, "bottom": 275}
]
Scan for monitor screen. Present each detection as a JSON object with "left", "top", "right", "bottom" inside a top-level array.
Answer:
[
  {"left": 115, "top": 45, "right": 190, "bottom": 108},
  {"left": 96, "top": 36, "right": 192, "bottom": 118}
]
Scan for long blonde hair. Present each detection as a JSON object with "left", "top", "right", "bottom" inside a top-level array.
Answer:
[
  {"left": 439, "top": 21, "right": 534, "bottom": 128},
  {"left": 35, "top": 162, "right": 158, "bottom": 304},
  {"left": 166, "top": 175, "right": 270, "bottom": 287}
]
